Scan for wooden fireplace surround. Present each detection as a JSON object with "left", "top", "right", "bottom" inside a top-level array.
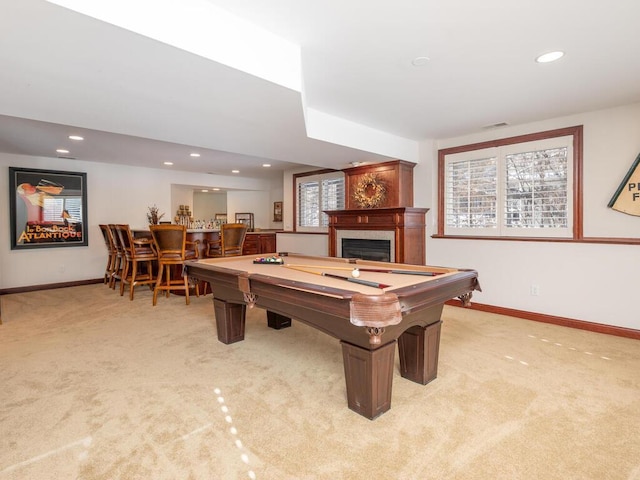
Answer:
[
  {"left": 325, "top": 159, "right": 428, "bottom": 265},
  {"left": 327, "top": 207, "right": 429, "bottom": 265}
]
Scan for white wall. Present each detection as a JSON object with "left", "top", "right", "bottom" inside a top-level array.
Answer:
[
  {"left": 276, "top": 233, "right": 328, "bottom": 257},
  {"left": 0, "top": 153, "right": 276, "bottom": 289},
  {"left": 420, "top": 102, "right": 640, "bottom": 330},
  {"left": 170, "top": 184, "right": 195, "bottom": 222},
  {"left": 226, "top": 176, "right": 284, "bottom": 230},
  {"left": 193, "top": 191, "right": 227, "bottom": 220}
]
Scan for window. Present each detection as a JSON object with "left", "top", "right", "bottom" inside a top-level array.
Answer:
[
  {"left": 295, "top": 170, "right": 345, "bottom": 232},
  {"left": 438, "top": 126, "right": 582, "bottom": 239},
  {"left": 42, "top": 196, "right": 83, "bottom": 224}
]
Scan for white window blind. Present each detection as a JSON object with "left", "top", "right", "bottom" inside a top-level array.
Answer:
[
  {"left": 504, "top": 147, "right": 568, "bottom": 229},
  {"left": 297, "top": 171, "right": 344, "bottom": 231},
  {"left": 298, "top": 180, "right": 320, "bottom": 227},
  {"left": 446, "top": 155, "right": 497, "bottom": 229},
  {"left": 444, "top": 136, "right": 573, "bottom": 238}
]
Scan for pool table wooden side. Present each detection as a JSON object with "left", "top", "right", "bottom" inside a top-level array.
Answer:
[{"left": 185, "top": 261, "right": 478, "bottom": 350}]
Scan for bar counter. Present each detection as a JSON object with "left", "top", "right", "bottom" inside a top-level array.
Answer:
[{"left": 132, "top": 228, "right": 278, "bottom": 257}]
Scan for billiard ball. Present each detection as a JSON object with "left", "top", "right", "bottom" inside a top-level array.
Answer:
[{"left": 351, "top": 268, "right": 360, "bottom": 278}]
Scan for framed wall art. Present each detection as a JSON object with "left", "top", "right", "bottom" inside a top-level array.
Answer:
[
  {"left": 235, "top": 212, "right": 254, "bottom": 231},
  {"left": 273, "top": 201, "right": 283, "bottom": 222},
  {"left": 608, "top": 152, "right": 640, "bottom": 216},
  {"left": 9, "top": 167, "right": 88, "bottom": 249}
]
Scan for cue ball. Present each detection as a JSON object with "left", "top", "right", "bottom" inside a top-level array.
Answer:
[{"left": 351, "top": 268, "right": 360, "bottom": 278}]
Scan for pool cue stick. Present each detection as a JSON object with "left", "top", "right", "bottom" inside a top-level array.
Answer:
[
  {"left": 287, "top": 264, "right": 441, "bottom": 276},
  {"left": 283, "top": 265, "right": 329, "bottom": 275},
  {"left": 284, "top": 265, "right": 390, "bottom": 289},
  {"left": 290, "top": 264, "right": 358, "bottom": 271},
  {"left": 322, "top": 272, "right": 390, "bottom": 289},
  {"left": 360, "top": 269, "right": 440, "bottom": 276}
]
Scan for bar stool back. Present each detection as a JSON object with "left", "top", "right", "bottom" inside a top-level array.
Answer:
[
  {"left": 150, "top": 224, "right": 198, "bottom": 306},
  {"left": 115, "top": 224, "right": 157, "bottom": 300},
  {"left": 204, "top": 223, "right": 248, "bottom": 257},
  {"left": 99, "top": 224, "right": 117, "bottom": 285},
  {"left": 108, "top": 224, "right": 124, "bottom": 290}
]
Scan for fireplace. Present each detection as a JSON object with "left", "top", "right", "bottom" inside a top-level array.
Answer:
[
  {"left": 326, "top": 160, "right": 428, "bottom": 266},
  {"left": 326, "top": 207, "right": 429, "bottom": 265},
  {"left": 337, "top": 229, "right": 395, "bottom": 262},
  {"left": 341, "top": 238, "right": 392, "bottom": 262}
]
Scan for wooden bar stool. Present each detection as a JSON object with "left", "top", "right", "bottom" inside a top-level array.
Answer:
[
  {"left": 204, "top": 223, "right": 248, "bottom": 257},
  {"left": 150, "top": 225, "right": 199, "bottom": 306},
  {"left": 115, "top": 224, "right": 158, "bottom": 300},
  {"left": 99, "top": 224, "right": 118, "bottom": 285},
  {"left": 108, "top": 224, "right": 124, "bottom": 290}
]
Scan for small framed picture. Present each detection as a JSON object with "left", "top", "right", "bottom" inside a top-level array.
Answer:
[
  {"left": 235, "top": 212, "right": 254, "bottom": 231},
  {"left": 273, "top": 201, "right": 283, "bottom": 222}
]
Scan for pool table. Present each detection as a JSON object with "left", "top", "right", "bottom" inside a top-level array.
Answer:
[{"left": 185, "top": 253, "right": 480, "bottom": 420}]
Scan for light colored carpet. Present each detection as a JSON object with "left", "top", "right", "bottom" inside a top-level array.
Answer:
[{"left": 1, "top": 284, "right": 639, "bottom": 480}]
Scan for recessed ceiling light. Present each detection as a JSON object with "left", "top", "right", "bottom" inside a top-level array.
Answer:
[
  {"left": 213, "top": 188, "right": 220, "bottom": 191},
  {"left": 56, "top": 149, "right": 70, "bottom": 154},
  {"left": 262, "top": 163, "right": 271, "bottom": 168},
  {"left": 190, "top": 153, "right": 200, "bottom": 157},
  {"left": 68, "top": 135, "right": 84, "bottom": 141},
  {"left": 411, "top": 56, "right": 430, "bottom": 67},
  {"left": 535, "top": 51, "right": 564, "bottom": 63},
  {"left": 201, "top": 189, "right": 208, "bottom": 192},
  {"left": 232, "top": 169, "right": 240, "bottom": 173},
  {"left": 164, "top": 161, "right": 173, "bottom": 166}
]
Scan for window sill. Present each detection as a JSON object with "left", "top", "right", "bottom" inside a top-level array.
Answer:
[{"left": 431, "top": 234, "right": 640, "bottom": 245}]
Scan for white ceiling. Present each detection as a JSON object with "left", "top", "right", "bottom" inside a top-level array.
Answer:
[{"left": 2, "top": 0, "right": 640, "bottom": 181}]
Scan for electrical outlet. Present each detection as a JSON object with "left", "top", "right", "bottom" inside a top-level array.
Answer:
[
  {"left": 530, "top": 284, "right": 540, "bottom": 296},
  {"left": 59, "top": 264, "right": 66, "bottom": 273}
]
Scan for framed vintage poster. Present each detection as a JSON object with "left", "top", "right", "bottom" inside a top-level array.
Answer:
[
  {"left": 273, "top": 201, "right": 283, "bottom": 222},
  {"left": 9, "top": 167, "right": 88, "bottom": 249}
]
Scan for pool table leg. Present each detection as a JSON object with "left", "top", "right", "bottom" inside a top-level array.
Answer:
[
  {"left": 266, "top": 311, "right": 292, "bottom": 329},
  {"left": 397, "top": 321, "right": 442, "bottom": 385},
  {"left": 340, "top": 340, "right": 396, "bottom": 420},
  {"left": 213, "top": 298, "right": 246, "bottom": 344}
]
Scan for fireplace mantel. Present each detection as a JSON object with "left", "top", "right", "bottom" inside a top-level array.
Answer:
[{"left": 326, "top": 207, "right": 429, "bottom": 265}]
